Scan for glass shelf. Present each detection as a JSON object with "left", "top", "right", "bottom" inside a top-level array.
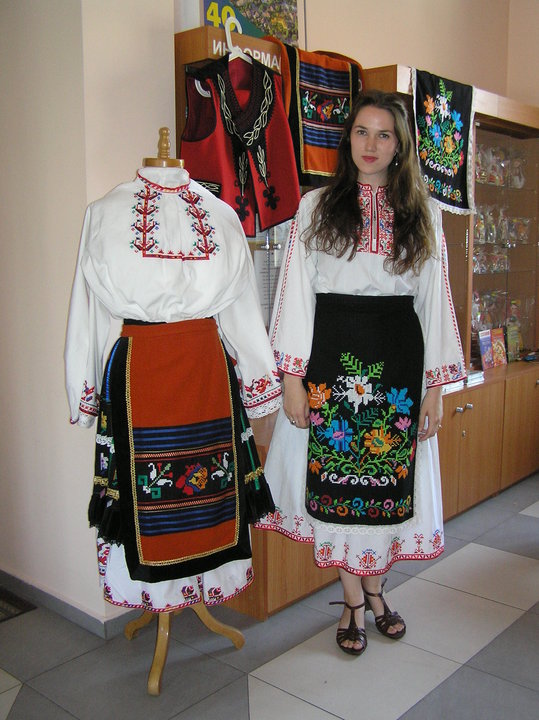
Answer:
[{"left": 469, "top": 126, "right": 538, "bottom": 369}]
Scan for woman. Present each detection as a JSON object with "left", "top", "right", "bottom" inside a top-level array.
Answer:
[{"left": 256, "top": 90, "right": 466, "bottom": 655}]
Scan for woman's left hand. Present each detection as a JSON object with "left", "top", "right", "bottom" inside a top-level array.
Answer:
[{"left": 417, "top": 386, "right": 443, "bottom": 441}]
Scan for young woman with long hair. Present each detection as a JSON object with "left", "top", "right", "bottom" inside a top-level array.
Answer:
[{"left": 256, "top": 90, "right": 466, "bottom": 655}]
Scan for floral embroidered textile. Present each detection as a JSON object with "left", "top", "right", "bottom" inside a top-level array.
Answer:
[
  {"left": 304, "top": 294, "right": 424, "bottom": 528},
  {"left": 306, "top": 354, "right": 417, "bottom": 525},
  {"left": 270, "top": 39, "right": 364, "bottom": 185},
  {"left": 413, "top": 69, "right": 475, "bottom": 215}
]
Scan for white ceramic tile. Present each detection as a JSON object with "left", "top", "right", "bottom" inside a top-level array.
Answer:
[
  {"left": 248, "top": 676, "right": 336, "bottom": 720},
  {"left": 520, "top": 500, "right": 539, "bottom": 518},
  {"left": 417, "top": 543, "right": 539, "bottom": 609},
  {"left": 0, "top": 668, "right": 20, "bottom": 694},
  {"left": 252, "top": 625, "right": 460, "bottom": 720},
  {"left": 383, "top": 577, "right": 523, "bottom": 663},
  {"left": 0, "top": 684, "right": 20, "bottom": 720}
]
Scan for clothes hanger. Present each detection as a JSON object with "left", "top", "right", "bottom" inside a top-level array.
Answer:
[
  {"left": 142, "top": 127, "right": 184, "bottom": 168},
  {"left": 224, "top": 15, "right": 252, "bottom": 64},
  {"left": 195, "top": 79, "right": 211, "bottom": 97},
  {"left": 193, "top": 17, "right": 251, "bottom": 98}
]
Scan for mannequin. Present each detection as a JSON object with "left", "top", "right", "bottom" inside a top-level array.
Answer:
[
  {"left": 123, "top": 128, "right": 242, "bottom": 695},
  {"left": 65, "top": 128, "right": 281, "bottom": 693}
]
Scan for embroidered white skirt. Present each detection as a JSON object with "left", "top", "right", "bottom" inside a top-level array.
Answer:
[
  {"left": 255, "top": 405, "right": 444, "bottom": 576},
  {"left": 96, "top": 538, "right": 253, "bottom": 611}
]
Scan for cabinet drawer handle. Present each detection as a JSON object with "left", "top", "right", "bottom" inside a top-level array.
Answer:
[
  {"left": 536, "top": 379, "right": 539, "bottom": 386},
  {"left": 455, "top": 406, "right": 465, "bottom": 413},
  {"left": 465, "top": 403, "right": 474, "bottom": 410}
]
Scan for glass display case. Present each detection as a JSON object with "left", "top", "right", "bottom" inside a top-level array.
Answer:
[{"left": 469, "top": 126, "right": 538, "bottom": 369}]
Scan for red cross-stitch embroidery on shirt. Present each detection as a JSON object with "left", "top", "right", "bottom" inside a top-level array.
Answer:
[
  {"left": 356, "top": 184, "right": 394, "bottom": 256},
  {"left": 130, "top": 181, "right": 219, "bottom": 261},
  {"left": 77, "top": 380, "right": 97, "bottom": 419},
  {"left": 243, "top": 370, "right": 282, "bottom": 409}
]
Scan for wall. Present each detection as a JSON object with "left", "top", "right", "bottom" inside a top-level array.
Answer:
[
  {"left": 0, "top": 0, "right": 176, "bottom": 633},
  {"left": 507, "top": 0, "right": 539, "bottom": 106},
  {"left": 0, "top": 0, "right": 98, "bottom": 622},
  {"left": 304, "top": 0, "right": 511, "bottom": 98},
  {"left": 82, "top": 1, "right": 178, "bottom": 200}
]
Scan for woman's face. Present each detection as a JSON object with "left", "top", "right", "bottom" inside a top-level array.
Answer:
[{"left": 350, "top": 105, "right": 399, "bottom": 188}]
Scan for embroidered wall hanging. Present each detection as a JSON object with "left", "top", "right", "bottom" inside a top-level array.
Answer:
[
  {"left": 266, "top": 37, "right": 363, "bottom": 186},
  {"left": 413, "top": 69, "right": 475, "bottom": 214}
]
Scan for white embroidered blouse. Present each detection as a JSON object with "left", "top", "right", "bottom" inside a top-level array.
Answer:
[
  {"left": 65, "top": 167, "right": 281, "bottom": 427},
  {"left": 270, "top": 184, "right": 466, "bottom": 387}
]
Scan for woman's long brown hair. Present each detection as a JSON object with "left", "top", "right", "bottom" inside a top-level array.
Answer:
[{"left": 305, "top": 90, "right": 434, "bottom": 274}]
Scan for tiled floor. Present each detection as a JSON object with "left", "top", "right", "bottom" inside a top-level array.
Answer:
[{"left": 1, "top": 474, "right": 538, "bottom": 719}]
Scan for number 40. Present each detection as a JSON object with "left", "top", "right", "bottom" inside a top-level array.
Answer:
[{"left": 206, "top": 2, "right": 236, "bottom": 28}]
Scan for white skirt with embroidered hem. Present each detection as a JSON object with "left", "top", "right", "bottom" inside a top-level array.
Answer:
[
  {"left": 254, "top": 406, "right": 444, "bottom": 576},
  {"left": 96, "top": 539, "right": 253, "bottom": 611}
]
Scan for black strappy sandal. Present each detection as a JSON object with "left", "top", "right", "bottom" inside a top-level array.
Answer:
[
  {"left": 362, "top": 578, "right": 406, "bottom": 640},
  {"left": 329, "top": 600, "right": 367, "bottom": 656}
]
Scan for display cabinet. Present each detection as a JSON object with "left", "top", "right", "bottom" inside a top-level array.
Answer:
[{"left": 471, "top": 126, "right": 538, "bottom": 366}]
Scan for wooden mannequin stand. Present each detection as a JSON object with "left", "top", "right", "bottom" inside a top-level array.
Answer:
[
  {"left": 124, "top": 603, "right": 245, "bottom": 696},
  {"left": 121, "top": 128, "right": 245, "bottom": 696},
  {"left": 142, "top": 126, "right": 183, "bottom": 168}
]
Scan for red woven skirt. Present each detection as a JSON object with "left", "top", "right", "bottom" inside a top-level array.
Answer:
[{"left": 89, "top": 318, "right": 273, "bottom": 583}]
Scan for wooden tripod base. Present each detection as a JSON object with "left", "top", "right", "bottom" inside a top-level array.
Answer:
[{"left": 124, "top": 603, "right": 245, "bottom": 695}]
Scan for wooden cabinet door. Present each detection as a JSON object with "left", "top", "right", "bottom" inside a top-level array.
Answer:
[
  {"left": 438, "top": 393, "right": 464, "bottom": 519},
  {"left": 457, "top": 383, "right": 505, "bottom": 512},
  {"left": 501, "top": 368, "right": 539, "bottom": 488}
]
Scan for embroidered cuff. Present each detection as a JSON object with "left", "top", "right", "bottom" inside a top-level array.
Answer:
[
  {"left": 425, "top": 361, "right": 466, "bottom": 387},
  {"left": 274, "top": 349, "right": 308, "bottom": 376},
  {"left": 242, "top": 371, "right": 282, "bottom": 414}
]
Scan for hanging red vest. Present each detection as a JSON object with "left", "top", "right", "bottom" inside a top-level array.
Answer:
[{"left": 180, "top": 56, "right": 300, "bottom": 237}]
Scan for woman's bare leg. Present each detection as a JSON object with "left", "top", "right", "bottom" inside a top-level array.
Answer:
[
  {"left": 336, "top": 568, "right": 366, "bottom": 652},
  {"left": 361, "top": 574, "right": 405, "bottom": 636}
]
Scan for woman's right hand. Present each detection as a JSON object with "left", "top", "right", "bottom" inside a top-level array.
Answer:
[{"left": 283, "top": 373, "right": 310, "bottom": 428}]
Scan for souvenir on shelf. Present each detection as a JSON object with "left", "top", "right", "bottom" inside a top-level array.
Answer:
[
  {"left": 497, "top": 206, "right": 510, "bottom": 246},
  {"left": 484, "top": 205, "right": 497, "bottom": 243},
  {"left": 506, "top": 321, "right": 522, "bottom": 362},
  {"left": 490, "top": 327, "right": 508, "bottom": 366},
  {"left": 487, "top": 146, "right": 508, "bottom": 186},
  {"left": 509, "top": 216, "right": 531, "bottom": 245},
  {"left": 475, "top": 144, "right": 489, "bottom": 184},
  {"left": 474, "top": 206, "right": 486, "bottom": 244},
  {"left": 508, "top": 152, "right": 526, "bottom": 189},
  {"left": 473, "top": 246, "right": 509, "bottom": 275},
  {"left": 478, "top": 329, "right": 494, "bottom": 369}
]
